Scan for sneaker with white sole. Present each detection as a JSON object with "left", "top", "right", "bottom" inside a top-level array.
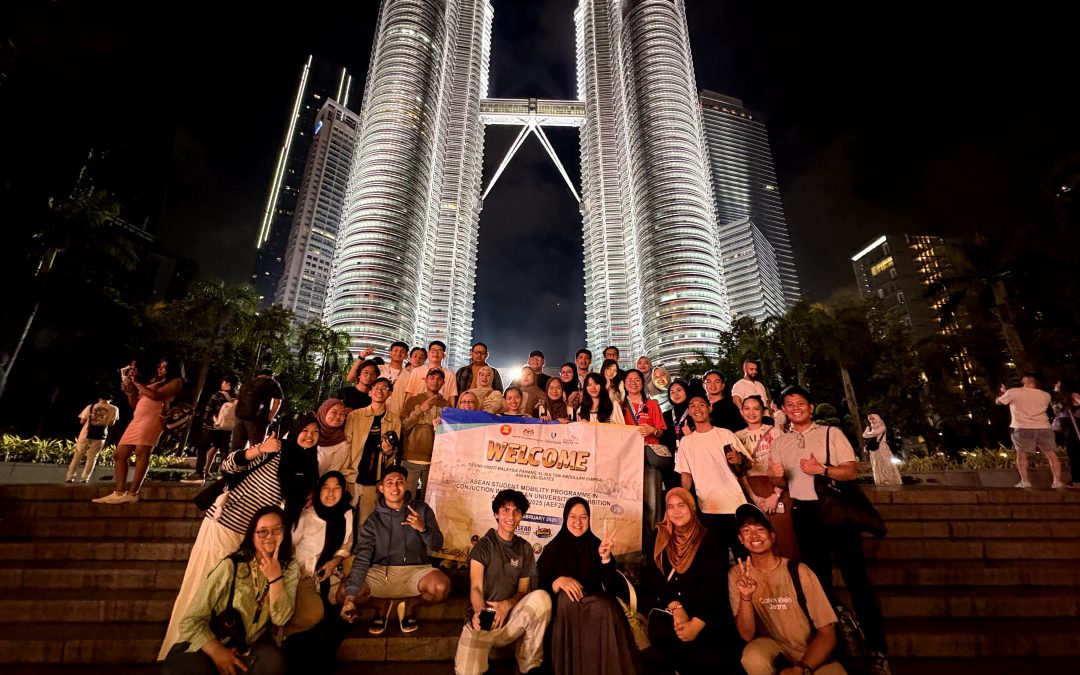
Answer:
[
  {"left": 1015, "top": 480, "right": 1032, "bottom": 489},
  {"left": 92, "top": 491, "right": 126, "bottom": 504},
  {"left": 180, "top": 471, "right": 205, "bottom": 484},
  {"left": 1051, "top": 480, "right": 1066, "bottom": 489},
  {"left": 116, "top": 492, "right": 140, "bottom": 504}
]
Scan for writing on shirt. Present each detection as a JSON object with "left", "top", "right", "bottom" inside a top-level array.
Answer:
[
  {"left": 760, "top": 595, "right": 794, "bottom": 611},
  {"left": 486, "top": 441, "right": 590, "bottom": 472}
]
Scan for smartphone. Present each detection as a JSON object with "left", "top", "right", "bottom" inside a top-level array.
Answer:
[{"left": 479, "top": 608, "right": 496, "bottom": 630}]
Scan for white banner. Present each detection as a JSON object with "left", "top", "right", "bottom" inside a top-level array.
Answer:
[{"left": 426, "top": 409, "right": 643, "bottom": 561}]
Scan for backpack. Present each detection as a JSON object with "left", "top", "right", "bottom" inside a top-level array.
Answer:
[
  {"left": 234, "top": 380, "right": 262, "bottom": 421},
  {"left": 788, "top": 559, "right": 869, "bottom": 674},
  {"left": 214, "top": 399, "right": 238, "bottom": 431}
]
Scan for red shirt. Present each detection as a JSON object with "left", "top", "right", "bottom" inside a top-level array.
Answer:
[{"left": 622, "top": 397, "right": 667, "bottom": 445}]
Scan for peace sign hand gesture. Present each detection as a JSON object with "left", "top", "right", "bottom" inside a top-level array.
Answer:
[
  {"left": 259, "top": 539, "right": 282, "bottom": 581},
  {"left": 736, "top": 558, "right": 757, "bottom": 601},
  {"left": 402, "top": 505, "right": 426, "bottom": 533}
]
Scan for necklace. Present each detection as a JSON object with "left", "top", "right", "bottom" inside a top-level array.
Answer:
[{"left": 251, "top": 560, "right": 269, "bottom": 624}]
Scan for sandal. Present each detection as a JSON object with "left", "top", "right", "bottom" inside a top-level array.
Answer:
[
  {"left": 398, "top": 601, "right": 419, "bottom": 633},
  {"left": 369, "top": 602, "right": 394, "bottom": 635}
]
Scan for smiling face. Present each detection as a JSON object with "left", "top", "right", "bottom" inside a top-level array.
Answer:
[
  {"left": 458, "top": 392, "right": 478, "bottom": 410},
  {"left": 741, "top": 398, "right": 764, "bottom": 425},
  {"left": 669, "top": 383, "right": 687, "bottom": 405},
  {"left": 604, "top": 347, "right": 619, "bottom": 362},
  {"left": 546, "top": 378, "right": 564, "bottom": 401},
  {"left": 390, "top": 344, "right": 407, "bottom": 364},
  {"left": 782, "top": 393, "right": 812, "bottom": 426},
  {"left": 409, "top": 348, "right": 426, "bottom": 368},
  {"left": 603, "top": 362, "right": 618, "bottom": 380},
  {"left": 378, "top": 471, "right": 407, "bottom": 508},
  {"left": 495, "top": 500, "right": 523, "bottom": 538},
  {"left": 653, "top": 367, "right": 669, "bottom": 389},
  {"left": 253, "top": 512, "right": 285, "bottom": 559},
  {"left": 576, "top": 352, "right": 591, "bottom": 372},
  {"left": 665, "top": 494, "right": 693, "bottom": 529},
  {"left": 370, "top": 381, "right": 390, "bottom": 404},
  {"left": 560, "top": 365, "right": 575, "bottom": 383},
  {"left": 320, "top": 476, "right": 344, "bottom": 507},
  {"left": 478, "top": 367, "right": 493, "bottom": 387},
  {"left": 704, "top": 373, "right": 724, "bottom": 396},
  {"left": 425, "top": 371, "right": 445, "bottom": 393},
  {"left": 428, "top": 344, "right": 445, "bottom": 365},
  {"left": 565, "top": 503, "right": 589, "bottom": 537},
  {"left": 637, "top": 356, "right": 652, "bottom": 373},
  {"left": 296, "top": 423, "right": 320, "bottom": 448},
  {"left": 586, "top": 378, "right": 602, "bottom": 398},
  {"left": 688, "top": 397, "right": 711, "bottom": 424},
  {"left": 528, "top": 354, "right": 544, "bottom": 371},
  {"left": 504, "top": 388, "right": 523, "bottom": 412},
  {"left": 324, "top": 403, "right": 347, "bottom": 428},
  {"left": 738, "top": 521, "right": 775, "bottom": 555},
  {"left": 624, "top": 371, "right": 643, "bottom": 395}
]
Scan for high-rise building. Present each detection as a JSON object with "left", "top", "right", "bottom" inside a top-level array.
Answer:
[
  {"left": 326, "top": 0, "right": 733, "bottom": 367},
  {"left": 719, "top": 217, "right": 786, "bottom": 321},
  {"left": 274, "top": 100, "right": 361, "bottom": 323},
  {"left": 700, "top": 90, "right": 800, "bottom": 315},
  {"left": 253, "top": 56, "right": 355, "bottom": 305},
  {"left": 851, "top": 233, "right": 956, "bottom": 342}
]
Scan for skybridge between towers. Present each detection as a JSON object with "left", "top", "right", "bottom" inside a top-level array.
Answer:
[{"left": 479, "top": 97, "right": 585, "bottom": 204}]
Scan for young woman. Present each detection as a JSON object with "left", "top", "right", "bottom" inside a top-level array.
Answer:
[
  {"left": 517, "top": 366, "right": 546, "bottom": 416},
  {"left": 159, "top": 415, "right": 320, "bottom": 661},
  {"left": 315, "top": 399, "right": 348, "bottom": 476},
  {"left": 600, "top": 359, "right": 624, "bottom": 405},
  {"left": 863, "top": 413, "right": 902, "bottom": 487},
  {"left": 93, "top": 358, "right": 184, "bottom": 504},
  {"left": 735, "top": 396, "right": 799, "bottom": 560},
  {"left": 642, "top": 488, "right": 740, "bottom": 673},
  {"left": 659, "top": 379, "right": 693, "bottom": 492},
  {"left": 162, "top": 505, "right": 299, "bottom": 675},
  {"left": 622, "top": 369, "right": 668, "bottom": 539},
  {"left": 535, "top": 376, "right": 571, "bottom": 423},
  {"left": 457, "top": 391, "right": 479, "bottom": 410},
  {"left": 538, "top": 497, "right": 641, "bottom": 675},
  {"left": 501, "top": 386, "right": 527, "bottom": 417},
  {"left": 577, "top": 373, "right": 617, "bottom": 424},
  {"left": 560, "top": 362, "right": 582, "bottom": 411},
  {"left": 467, "top": 365, "right": 504, "bottom": 414},
  {"left": 283, "top": 472, "right": 354, "bottom": 673}
]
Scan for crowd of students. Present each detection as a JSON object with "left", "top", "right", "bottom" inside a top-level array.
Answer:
[{"left": 132, "top": 339, "right": 894, "bottom": 675}]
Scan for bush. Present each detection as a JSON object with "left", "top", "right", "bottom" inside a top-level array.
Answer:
[
  {"left": 900, "top": 446, "right": 1067, "bottom": 472},
  {"left": 0, "top": 434, "right": 187, "bottom": 468}
]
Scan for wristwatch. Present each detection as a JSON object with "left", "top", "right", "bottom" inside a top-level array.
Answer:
[{"left": 796, "top": 662, "right": 813, "bottom": 675}]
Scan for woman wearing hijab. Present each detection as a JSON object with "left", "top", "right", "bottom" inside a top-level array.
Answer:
[
  {"left": 159, "top": 415, "right": 320, "bottom": 661},
  {"left": 864, "top": 413, "right": 902, "bottom": 486},
  {"left": 315, "top": 399, "right": 348, "bottom": 476},
  {"left": 534, "top": 376, "right": 571, "bottom": 422},
  {"left": 518, "top": 366, "right": 547, "bottom": 415},
  {"left": 467, "top": 365, "right": 505, "bottom": 414},
  {"left": 283, "top": 471, "right": 354, "bottom": 673},
  {"left": 538, "top": 497, "right": 641, "bottom": 675},
  {"left": 643, "top": 488, "right": 740, "bottom": 674}
]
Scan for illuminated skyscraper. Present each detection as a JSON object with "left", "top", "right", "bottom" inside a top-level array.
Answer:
[
  {"left": 275, "top": 100, "right": 361, "bottom": 323},
  {"left": 253, "top": 56, "right": 354, "bottom": 305},
  {"left": 700, "top": 90, "right": 800, "bottom": 315},
  {"left": 327, "top": 0, "right": 734, "bottom": 366}
]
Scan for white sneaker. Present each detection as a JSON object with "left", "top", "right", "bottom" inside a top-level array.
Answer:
[
  {"left": 1051, "top": 480, "right": 1066, "bottom": 489},
  {"left": 116, "top": 492, "right": 140, "bottom": 504},
  {"left": 92, "top": 491, "right": 126, "bottom": 504},
  {"left": 1014, "top": 480, "right": 1032, "bottom": 489}
]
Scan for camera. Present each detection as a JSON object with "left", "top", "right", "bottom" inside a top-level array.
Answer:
[{"left": 382, "top": 430, "right": 400, "bottom": 450}]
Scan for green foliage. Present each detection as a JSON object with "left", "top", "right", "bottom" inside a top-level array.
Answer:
[
  {"left": 901, "top": 446, "right": 1066, "bottom": 472},
  {"left": 0, "top": 434, "right": 186, "bottom": 468}
]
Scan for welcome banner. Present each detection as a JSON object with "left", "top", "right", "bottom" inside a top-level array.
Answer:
[{"left": 426, "top": 408, "right": 644, "bottom": 562}]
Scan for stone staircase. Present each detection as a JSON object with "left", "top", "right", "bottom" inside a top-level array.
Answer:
[{"left": 0, "top": 483, "right": 1078, "bottom": 674}]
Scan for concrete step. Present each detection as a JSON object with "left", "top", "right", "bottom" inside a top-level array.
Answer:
[
  {"left": 0, "top": 484, "right": 203, "bottom": 502},
  {"left": 875, "top": 502, "right": 1080, "bottom": 521},
  {"left": 862, "top": 537, "right": 1080, "bottom": 561},
  {"left": 857, "top": 559, "right": 1080, "bottom": 588},
  {"left": 1, "top": 517, "right": 201, "bottom": 540},
  {"left": 876, "top": 587, "right": 1080, "bottom": 618},
  {"left": 0, "top": 623, "right": 163, "bottom": 665},
  {"left": 0, "top": 499, "right": 201, "bottom": 520},
  {"left": 865, "top": 486, "right": 1080, "bottom": 505},
  {"left": 885, "top": 618, "right": 1080, "bottom": 657},
  {"left": 879, "top": 518, "right": 1080, "bottom": 539},
  {"left": 0, "top": 539, "right": 193, "bottom": 563},
  {"left": 0, "top": 560, "right": 186, "bottom": 591}
]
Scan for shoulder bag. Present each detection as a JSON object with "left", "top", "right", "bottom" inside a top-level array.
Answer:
[
  {"left": 788, "top": 559, "right": 869, "bottom": 673},
  {"left": 209, "top": 559, "right": 249, "bottom": 652},
  {"left": 813, "top": 427, "right": 887, "bottom": 537},
  {"left": 626, "top": 401, "right": 673, "bottom": 469}
]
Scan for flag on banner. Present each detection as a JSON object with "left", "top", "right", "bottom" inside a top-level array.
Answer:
[{"left": 426, "top": 408, "right": 644, "bottom": 562}]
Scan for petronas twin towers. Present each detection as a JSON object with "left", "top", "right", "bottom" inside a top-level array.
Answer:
[{"left": 326, "top": 0, "right": 731, "bottom": 367}]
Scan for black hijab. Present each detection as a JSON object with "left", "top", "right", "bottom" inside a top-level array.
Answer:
[
  {"left": 278, "top": 413, "right": 321, "bottom": 529},
  {"left": 537, "top": 497, "right": 604, "bottom": 594},
  {"left": 312, "top": 470, "right": 351, "bottom": 596}
]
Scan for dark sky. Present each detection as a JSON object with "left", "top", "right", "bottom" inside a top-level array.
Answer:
[{"left": 4, "top": 0, "right": 1078, "bottom": 362}]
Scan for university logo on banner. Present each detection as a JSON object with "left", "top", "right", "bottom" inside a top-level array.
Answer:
[{"left": 425, "top": 408, "right": 644, "bottom": 562}]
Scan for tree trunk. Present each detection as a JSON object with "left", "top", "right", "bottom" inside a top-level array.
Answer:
[
  {"left": 839, "top": 365, "right": 862, "bottom": 453},
  {"left": 0, "top": 301, "right": 39, "bottom": 400}
]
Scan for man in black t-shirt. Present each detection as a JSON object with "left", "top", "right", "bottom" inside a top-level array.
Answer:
[
  {"left": 230, "top": 369, "right": 283, "bottom": 451},
  {"left": 337, "top": 360, "right": 380, "bottom": 412},
  {"left": 454, "top": 489, "right": 551, "bottom": 675}
]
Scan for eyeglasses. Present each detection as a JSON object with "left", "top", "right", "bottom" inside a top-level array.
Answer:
[
  {"left": 567, "top": 515, "right": 589, "bottom": 523},
  {"left": 254, "top": 527, "right": 284, "bottom": 538},
  {"left": 371, "top": 384, "right": 391, "bottom": 392}
]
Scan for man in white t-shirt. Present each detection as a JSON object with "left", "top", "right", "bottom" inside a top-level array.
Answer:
[
  {"left": 676, "top": 395, "right": 748, "bottom": 559},
  {"left": 731, "top": 360, "right": 771, "bottom": 411},
  {"left": 404, "top": 340, "right": 458, "bottom": 406},
  {"left": 996, "top": 375, "right": 1063, "bottom": 489},
  {"left": 65, "top": 393, "right": 120, "bottom": 483},
  {"left": 768, "top": 385, "right": 889, "bottom": 674}
]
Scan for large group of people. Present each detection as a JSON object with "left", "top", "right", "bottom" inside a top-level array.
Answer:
[{"left": 83, "top": 342, "right": 923, "bottom": 675}]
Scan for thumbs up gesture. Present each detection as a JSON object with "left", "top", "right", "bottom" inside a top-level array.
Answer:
[
  {"left": 768, "top": 456, "right": 785, "bottom": 480},
  {"left": 260, "top": 431, "right": 280, "bottom": 455}
]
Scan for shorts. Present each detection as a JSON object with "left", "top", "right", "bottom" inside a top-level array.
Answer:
[
  {"left": 365, "top": 564, "right": 435, "bottom": 599},
  {"left": 1011, "top": 428, "right": 1056, "bottom": 454}
]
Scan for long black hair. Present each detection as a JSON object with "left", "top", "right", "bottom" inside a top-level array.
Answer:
[
  {"left": 279, "top": 413, "right": 320, "bottom": 527},
  {"left": 622, "top": 368, "right": 648, "bottom": 400},
  {"left": 578, "top": 372, "right": 614, "bottom": 422},
  {"left": 229, "top": 505, "right": 294, "bottom": 569}
]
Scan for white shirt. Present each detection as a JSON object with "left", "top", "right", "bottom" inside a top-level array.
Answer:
[
  {"left": 379, "top": 363, "right": 407, "bottom": 385},
  {"left": 674, "top": 427, "right": 747, "bottom": 515},
  {"left": 771, "top": 425, "right": 858, "bottom": 501},
  {"left": 404, "top": 363, "right": 458, "bottom": 401},
  {"left": 317, "top": 441, "right": 350, "bottom": 477},
  {"left": 996, "top": 387, "right": 1051, "bottom": 429},
  {"left": 292, "top": 506, "right": 353, "bottom": 597},
  {"left": 731, "top": 378, "right": 770, "bottom": 407}
]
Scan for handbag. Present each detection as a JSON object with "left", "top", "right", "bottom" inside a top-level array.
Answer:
[
  {"left": 813, "top": 427, "right": 887, "bottom": 537},
  {"left": 788, "top": 559, "right": 868, "bottom": 673},
  {"left": 614, "top": 569, "right": 650, "bottom": 650},
  {"left": 209, "top": 560, "right": 248, "bottom": 652},
  {"left": 645, "top": 443, "right": 674, "bottom": 469}
]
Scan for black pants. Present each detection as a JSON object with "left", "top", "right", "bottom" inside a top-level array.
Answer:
[
  {"left": 230, "top": 418, "right": 270, "bottom": 452},
  {"left": 645, "top": 607, "right": 741, "bottom": 674},
  {"left": 163, "top": 639, "right": 285, "bottom": 675},
  {"left": 699, "top": 513, "right": 748, "bottom": 562},
  {"left": 791, "top": 499, "right": 887, "bottom": 654},
  {"left": 1062, "top": 426, "right": 1080, "bottom": 485},
  {"left": 195, "top": 428, "right": 232, "bottom": 472},
  {"left": 283, "top": 598, "right": 352, "bottom": 674}
]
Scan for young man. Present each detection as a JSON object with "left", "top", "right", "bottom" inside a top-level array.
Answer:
[
  {"left": 374, "top": 341, "right": 411, "bottom": 386},
  {"left": 769, "top": 385, "right": 890, "bottom": 674},
  {"left": 729, "top": 504, "right": 845, "bottom": 675},
  {"left": 574, "top": 348, "right": 593, "bottom": 387},
  {"left": 65, "top": 392, "right": 120, "bottom": 483},
  {"left": 603, "top": 345, "right": 620, "bottom": 367},
  {"left": 231, "top": 368, "right": 283, "bottom": 451},
  {"left": 405, "top": 340, "right": 458, "bottom": 405},
  {"left": 732, "top": 360, "right": 771, "bottom": 411},
  {"left": 341, "top": 466, "right": 450, "bottom": 634},
  {"left": 401, "top": 368, "right": 450, "bottom": 500},
  {"left": 182, "top": 376, "right": 238, "bottom": 484},
  {"left": 704, "top": 369, "right": 748, "bottom": 432},
  {"left": 337, "top": 360, "right": 379, "bottom": 412},
  {"left": 676, "top": 396, "right": 749, "bottom": 558},
  {"left": 456, "top": 342, "right": 504, "bottom": 394},
  {"left": 995, "top": 375, "right": 1064, "bottom": 488},
  {"left": 343, "top": 377, "right": 401, "bottom": 523},
  {"left": 455, "top": 489, "right": 552, "bottom": 675}
]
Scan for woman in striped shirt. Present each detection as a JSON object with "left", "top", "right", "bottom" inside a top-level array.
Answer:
[{"left": 159, "top": 414, "right": 321, "bottom": 661}]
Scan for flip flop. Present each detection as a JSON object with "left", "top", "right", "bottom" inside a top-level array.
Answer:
[
  {"left": 398, "top": 600, "right": 419, "bottom": 633},
  {"left": 369, "top": 602, "right": 394, "bottom": 635}
]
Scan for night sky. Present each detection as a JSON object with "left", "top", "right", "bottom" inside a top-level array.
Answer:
[{"left": 3, "top": 0, "right": 1078, "bottom": 365}]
